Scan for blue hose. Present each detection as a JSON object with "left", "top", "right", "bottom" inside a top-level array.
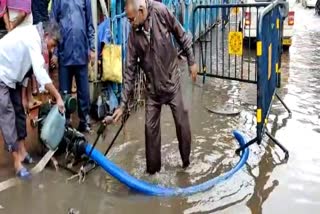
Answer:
[{"left": 85, "top": 130, "right": 249, "bottom": 196}]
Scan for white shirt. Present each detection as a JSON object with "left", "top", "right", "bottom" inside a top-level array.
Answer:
[
  {"left": 0, "top": 25, "right": 52, "bottom": 89},
  {"left": 8, "top": 9, "right": 33, "bottom": 28}
]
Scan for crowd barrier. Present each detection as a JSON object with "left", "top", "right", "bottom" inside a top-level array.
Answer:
[{"left": 191, "top": 0, "right": 290, "bottom": 157}]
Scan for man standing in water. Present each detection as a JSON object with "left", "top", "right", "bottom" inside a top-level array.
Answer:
[{"left": 110, "top": 0, "right": 198, "bottom": 174}]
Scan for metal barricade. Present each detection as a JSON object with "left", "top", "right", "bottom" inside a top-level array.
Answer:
[
  {"left": 192, "top": 3, "right": 269, "bottom": 84},
  {"left": 109, "top": 3, "right": 145, "bottom": 109},
  {"left": 191, "top": 1, "right": 290, "bottom": 158},
  {"left": 256, "top": 0, "right": 289, "bottom": 145},
  {"left": 111, "top": 13, "right": 131, "bottom": 61}
]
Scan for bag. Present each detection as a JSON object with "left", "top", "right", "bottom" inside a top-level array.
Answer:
[{"left": 102, "top": 44, "right": 122, "bottom": 83}]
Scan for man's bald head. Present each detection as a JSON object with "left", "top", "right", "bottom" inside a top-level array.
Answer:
[
  {"left": 126, "top": 0, "right": 147, "bottom": 11},
  {"left": 125, "top": 0, "right": 148, "bottom": 29}
]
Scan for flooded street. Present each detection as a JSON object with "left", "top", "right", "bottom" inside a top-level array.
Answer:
[{"left": 0, "top": 3, "right": 320, "bottom": 214}]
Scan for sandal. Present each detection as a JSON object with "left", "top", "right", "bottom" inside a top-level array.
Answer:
[
  {"left": 22, "top": 153, "right": 34, "bottom": 164},
  {"left": 16, "top": 167, "right": 32, "bottom": 180}
]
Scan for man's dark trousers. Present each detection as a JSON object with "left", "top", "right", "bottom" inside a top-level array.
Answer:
[
  {"left": 145, "top": 86, "right": 191, "bottom": 174},
  {"left": 59, "top": 65, "right": 90, "bottom": 127}
]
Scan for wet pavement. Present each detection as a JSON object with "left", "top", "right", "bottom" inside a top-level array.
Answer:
[{"left": 0, "top": 3, "right": 320, "bottom": 214}]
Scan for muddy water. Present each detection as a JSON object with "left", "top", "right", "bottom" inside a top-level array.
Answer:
[{"left": 0, "top": 3, "right": 320, "bottom": 214}]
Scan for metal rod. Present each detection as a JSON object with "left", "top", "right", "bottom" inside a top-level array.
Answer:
[
  {"left": 241, "top": 7, "right": 244, "bottom": 80},
  {"left": 275, "top": 93, "right": 292, "bottom": 115},
  {"left": 80, "top": 112, "right": 131, "bottom": 176},
  {"left": 255, "top": 7, "right": 259, "bottom": 81},
  {"left": 87, "top": 123, "right": 107, "bottom": 160},
  {"left": 205, "top": 8, "right": 208, "bottom": 72},
  {"left": 194, "top": 3, "right": 269, "bottom": 10},
  {"left": 248, "top": 6, "right": 251, "bottom": 80},
  {"left": 215, "top": 8, "right": 219, "bottom": 76},
  {"left": 199, "top": 39, "right": 206, "bottom": 84},
  {"left": 221, "top": 11, "right": 225, "bottom": 77},
  {"left": 235, "top": 137, "right": 258, "bottom": 155},
  {"left": 210, "top": 8, "right": 213, "bottom": 77},
  {"left": 228, "top": 7, "right": 231, "bottom": 76},
  {"left": 103, "top": 117, "right": 127, "bottom": 156},
  {"left": 199, "top": 10, "right": 203, "bottom": 83},
  {"left": 197, "top": 72, "right": 257, "bottom": 84},
  {"left": 266, "top": 132, "right": 289, "bottom": 159},
  {"left": 234, "top": 7, "right": 238, "bottom": 79}
]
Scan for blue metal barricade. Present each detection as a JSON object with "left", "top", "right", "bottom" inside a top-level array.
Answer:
[
  {"left": 190, "top": 1, "right": 289, "bottom": 156},
  {"left": 111, "top": 13, "right": 131, "bottom": 61},
  {"left": 192, "top": 3, "right": 269, "bottom": 84},
  {"left": 108, "top": 0, "right": 239, "bottom": 64},
  {"left": 256, "top": 0, "right": 287, "bottom": 143},
  {"left": 158, "top": 0, "right": 221, "bottom": 38},
  {"left": 191, "top": 0, "right": 221, "bottom": 40}
]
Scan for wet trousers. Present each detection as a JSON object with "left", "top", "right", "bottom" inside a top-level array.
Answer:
[
  {"left": 9, "top": 84, "right": 27, "bottom": 141},
  {"left": 145, "top": 86, "right": 191, "bottom": 174},
  {"left": 0, "top": 81, "right": 18, "bottom": 152}
]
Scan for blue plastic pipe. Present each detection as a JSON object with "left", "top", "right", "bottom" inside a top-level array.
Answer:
[{"left": 84, "top": 130, "right": 249, "bottom": 196}]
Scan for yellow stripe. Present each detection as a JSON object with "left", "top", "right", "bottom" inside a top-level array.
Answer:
[
  {"left": 276, "top": 63, "right": 279, "bottom": 73},
  {"left": 257, "top": 109, "right": 262, "bottom": 123},
  {"left": 257, "top": 41, "right": 262, "bottom": 56},
  {"left": 265, "top": 118, "right": 268, "bottom": 124},
  {"left": 268, "top": 44, "right": 272, "bottom": 80},
  {"left": 276, "top": 18, "right": 280, "bottom": 29}
]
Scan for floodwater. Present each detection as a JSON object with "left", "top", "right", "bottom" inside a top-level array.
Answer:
[{"left": 0, "top": 3, "right": 320, "bottom": 214}]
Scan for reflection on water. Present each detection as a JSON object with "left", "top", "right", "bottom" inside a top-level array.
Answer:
[{"left": 1, "top": 3, "right": 320, "bottom": 214}]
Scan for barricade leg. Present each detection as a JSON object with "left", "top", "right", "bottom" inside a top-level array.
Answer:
[
  {"left": 235, "top": 137, "right": 258, "bottom": 155},
  {"left": 275, "top": 93, "right": 292, "bottom": 115},
  {"left": 266, "top": 132, "right": 289, "bottom": 159},
  {"left": 236, "top": 133, "right": 289, "bottom": 160}
]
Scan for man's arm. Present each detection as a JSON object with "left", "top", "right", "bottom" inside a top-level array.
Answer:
[
  {"left": 10, "top": 12, "right": 27, "bottom": 30},
  {"left": 119, "top": 32, "right": 138, "bottom": 110},
  {"left": 162, "top": 6, "right": 195, "bottom": 66},
  {"left": 3, "top": 11, "right": 10, "bottom": 31},
  {"left": 27, "top": 37, "right": 64, "bottom": 112},
  {"left": 85, "top": 0, "right": 95, "bottom": 52}
]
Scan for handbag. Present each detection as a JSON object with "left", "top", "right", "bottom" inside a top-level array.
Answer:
[
  {"left": 101, "top": 17, "right": 122, "bottom": 83},
  {"left": 101, "top": 44, "right": 122, "bottom": 83}
]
